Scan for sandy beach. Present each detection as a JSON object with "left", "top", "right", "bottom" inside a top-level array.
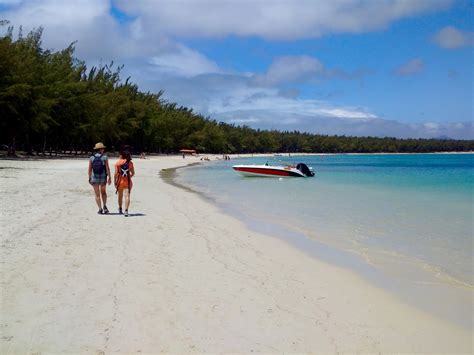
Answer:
[{"left": 0, "top": 156, "right": 471, "bottom": 353}]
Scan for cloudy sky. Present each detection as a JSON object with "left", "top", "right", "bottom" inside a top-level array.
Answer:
[{"left": 1, "top": 0, "right": 473, "bottom": 138}]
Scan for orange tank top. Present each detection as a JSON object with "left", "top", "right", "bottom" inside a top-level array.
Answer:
[{"left": 115, "top": 159, "right": 134, "bottom": 189}]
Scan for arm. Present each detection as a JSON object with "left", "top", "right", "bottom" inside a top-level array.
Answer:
[
  {"left": 130, "top": 163, "right": 135, "bottom": 178},
  {"left": 114, "top": 163, "right": 119, "bottom": 187},
  {"left": 106, "top": 159, "right": 112, "bottom": 185},
  {"left": 88, "top": 160, "right": 92, "bottom": 184}
]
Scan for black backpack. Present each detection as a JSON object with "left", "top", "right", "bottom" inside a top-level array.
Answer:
[
  {"left": 115, "top": 161, "right": 131, "bottom": 194},
  {"left": 92, "top": 154, "right": 105, "bottom": 175},
  {"left": 120, "top": 162, "right": 129, "bottom": 178}
]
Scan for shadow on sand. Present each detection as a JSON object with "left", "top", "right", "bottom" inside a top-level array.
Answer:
[
  {"left": 103, "top": 212, "right": 146, "bottom": 217},
  {"left": 126, "top": 213, "right": 146, "bottom": 217}
]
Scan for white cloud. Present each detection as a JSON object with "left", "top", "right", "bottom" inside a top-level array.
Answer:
[
  {"left": 433, "top": 26, "right": 474, "bottom": 49},
  {"left": 315, "top": 108, "right": 377, "bottom": 121},
  {"left": 253, "top": 55, "right": 324, "bottom": 85},
  {"left": 149, "top": 45, "right": 221, "bottom": 77},
  {"left": 209, "top": 94, "right": 376, "bottom": 122},
  {"left": 397, "top": 58, "right": 424, "bottom": 76},
  {"left": 1, "top": 0, "right": 128, "bottom": 60},
  {"left": 143, "top": 71, "right": 378, "bottom": 125},
  {"left": 114, "top": 0, "right": 453, "bottom": 40},
  {"left": 251, "top": 55, "right": 372, "bottom": 86},
  {"left": 423, "top": 122, "right": 440, "bottom": 130},
  {"left": 149, "top": 72, "right": 472, "bottom": 139},
  {"left": 231, "top": 118, "right": 261, "bottom": 124},
  {"left": 0, "top": 0, "right": 223, "bottom": 78}
]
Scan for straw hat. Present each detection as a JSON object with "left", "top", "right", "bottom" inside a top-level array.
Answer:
[{"left": 93, "top": 142, "right": 106, "bottom": 150}]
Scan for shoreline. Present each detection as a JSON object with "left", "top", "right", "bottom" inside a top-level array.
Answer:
[
  {"left": 1, "top": 156, "right": 471, "bottom": 352},
  {"left": 171, "top": 159, "right": 473, "bottom": 329},
  {"left": 0, "top": 149, "right": 472, "bottom": 161}
]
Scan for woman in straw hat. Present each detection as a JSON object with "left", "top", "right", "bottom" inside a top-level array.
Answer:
[{"left": 88, "top": 142, "right": 112, "bottom": 214}]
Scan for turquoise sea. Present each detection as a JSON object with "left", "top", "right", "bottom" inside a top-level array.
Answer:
[{"left": 175, "top": 153, "right": 473, "bottom": 327}]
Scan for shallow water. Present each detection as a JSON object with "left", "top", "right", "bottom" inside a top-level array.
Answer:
[{"left": 176, "top": 153, "right": 473, "bottom": 326}]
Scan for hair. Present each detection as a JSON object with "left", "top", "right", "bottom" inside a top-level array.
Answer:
[{"left": 120, "top": 149, "right": 132, "bottom": 162}]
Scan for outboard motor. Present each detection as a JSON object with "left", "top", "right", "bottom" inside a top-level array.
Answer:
[{"left": 296, "top": 163, "right": 315, "bottom": 177}]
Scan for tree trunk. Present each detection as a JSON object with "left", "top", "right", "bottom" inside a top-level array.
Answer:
[
  {"left": 8, "top": 136, "right": 16, "bottom": 156},
  {"left": 42, "top": 136, "right": 47, "bottom": 156},
  {"left": 25, "top": 134, "right": 33, "bottom": 155}
]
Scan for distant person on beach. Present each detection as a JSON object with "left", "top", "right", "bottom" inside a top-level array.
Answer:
[
  {"left": 88, "top": 142, "right": 111, "bottom": 214},
  {"left": 114, "top": 149, "right": 135, "bottom": 217}
]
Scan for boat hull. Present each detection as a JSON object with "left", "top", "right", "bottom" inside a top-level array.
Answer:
[{"left": 232, "top": 165, "right": 305, "bottom": 177}]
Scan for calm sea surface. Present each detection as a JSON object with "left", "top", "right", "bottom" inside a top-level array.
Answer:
[{"left": 175, "top": 153, "right": 473, "bottom": 326}]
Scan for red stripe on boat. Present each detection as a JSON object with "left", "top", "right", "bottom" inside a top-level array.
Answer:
[{"left": 233, "top": 167, "right": 292, "bottom": 176}]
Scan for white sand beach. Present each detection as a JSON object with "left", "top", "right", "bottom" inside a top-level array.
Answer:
[{"left": 0, "top": 156, "right": 471, "bottom": 353}]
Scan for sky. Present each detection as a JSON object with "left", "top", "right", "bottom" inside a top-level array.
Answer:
[{"left": 1, "top": 0, "right": 473, "bottom": 139}]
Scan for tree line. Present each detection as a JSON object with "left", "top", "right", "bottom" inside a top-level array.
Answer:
[{"left": 1, "top": 25, "right": 473, "bottom": 156}]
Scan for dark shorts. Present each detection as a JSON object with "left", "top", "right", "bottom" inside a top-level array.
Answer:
[{"left": 90, "top": 174, "right": 107, "bottom": 185}]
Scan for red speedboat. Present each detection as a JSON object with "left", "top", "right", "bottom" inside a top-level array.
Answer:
[{"left": 232, "top": 163, "right": 315, "bottom": 177}]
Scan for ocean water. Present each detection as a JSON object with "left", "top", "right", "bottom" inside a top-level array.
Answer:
[{"left": 175, "top": 153, "right": 473, "bottom": 325}]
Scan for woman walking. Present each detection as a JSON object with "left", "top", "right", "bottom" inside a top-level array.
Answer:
[
  {"left": 115, "top": 149, "right": 135, "bottom": 217},
  {"left": 88, "top": 142, "right": 111, "bottom": 214}
]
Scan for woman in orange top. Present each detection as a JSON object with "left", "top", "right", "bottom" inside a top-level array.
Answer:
[{"left": 114, "top": 149, "right": 135, "bottom": 217}]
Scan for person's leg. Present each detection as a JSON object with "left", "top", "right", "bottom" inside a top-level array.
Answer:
[
  {"left": 117, "top": 188, "right": 123, "bottom": 213},
  {"left": 92, "top": 184, "right": 102, "bottom": 212},
  {"left": 100, "top": 184, "right": 109, "bottom": 213},
  {"left": 124, "top": 188, "right": 130, "bottom": 216}
]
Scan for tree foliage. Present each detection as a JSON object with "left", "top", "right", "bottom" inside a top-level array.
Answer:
[{"left": 1, "top": 26, "right": 473, "bottom": 155}]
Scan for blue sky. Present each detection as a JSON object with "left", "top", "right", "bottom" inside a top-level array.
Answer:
[{"left": 1, "top": 0, "right": 473, "bottom": 138}]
